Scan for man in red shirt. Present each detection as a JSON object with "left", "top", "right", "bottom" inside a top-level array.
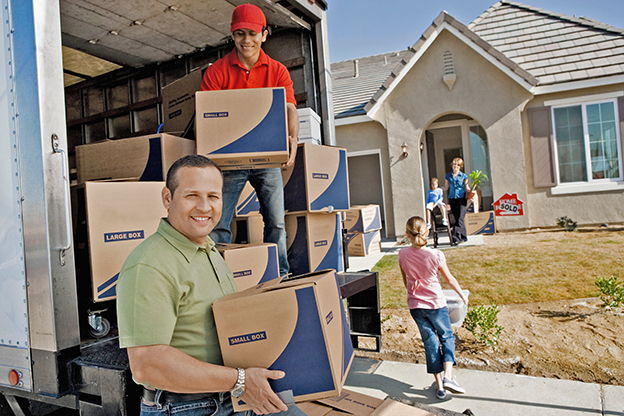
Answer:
[{"left": 201, "top": 3, "right": 298, "bottom": 278}]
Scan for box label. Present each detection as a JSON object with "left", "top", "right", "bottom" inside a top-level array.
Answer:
[
  {"left": 104, "top": 230, "right": 145, "bottom": 242},
  {"left": 233, "top": 270, "right": 253, "bottom": 278},
  {"left": 326, "top": 311, "right": 334, "bottom": 325},
  {"left": 314, "top": 240, "right": 328, "bottom": 247},
  {"left": 204, "top": 112, "right": 229, "bottom": 118},
  {"left": 312, "top": 173, "right": 329, "bottom": 180},
  {"left": 229, "top": 331, "right": 267, "bottom": 346}
]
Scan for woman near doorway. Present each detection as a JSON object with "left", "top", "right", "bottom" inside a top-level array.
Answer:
[{"left": 442, "top": 158, "right": 471, "bottom": 245}]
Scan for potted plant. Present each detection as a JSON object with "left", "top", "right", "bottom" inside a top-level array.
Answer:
[{"left": 467, "top": 170, "right": 489, "bottom": 213}]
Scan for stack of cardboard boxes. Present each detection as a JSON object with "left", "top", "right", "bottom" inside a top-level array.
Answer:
[{"left": 344, "top": 205, "right": 382, "bottom": 257}]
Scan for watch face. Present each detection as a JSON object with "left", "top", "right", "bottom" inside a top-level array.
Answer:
[{"left": 232, "top": 385, "right": 245, "bottom": 398}]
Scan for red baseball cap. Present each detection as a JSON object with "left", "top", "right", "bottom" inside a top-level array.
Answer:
[{"left": 231, "top": 4, "right": 266, "bottom": 33}]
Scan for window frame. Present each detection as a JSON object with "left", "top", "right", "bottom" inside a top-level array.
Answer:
[{"left": 551, "top": 97, "right": 623, "bottom": 187}]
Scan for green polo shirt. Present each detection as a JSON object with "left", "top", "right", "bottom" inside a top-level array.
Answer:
[{"left": 117, "top": 218, "right": 237, "bottom": 365}]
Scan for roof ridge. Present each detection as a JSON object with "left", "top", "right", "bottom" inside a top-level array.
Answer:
[
  {"left": 482, "top": 0, "right": 624, "bottom": 35},
  {"left": 331, "top": 49, "right": 407, "bottom": 65}
]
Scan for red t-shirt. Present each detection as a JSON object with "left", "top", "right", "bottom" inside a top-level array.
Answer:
[{"left": 200, "top": 48, "right": 296, "bottom": 105}]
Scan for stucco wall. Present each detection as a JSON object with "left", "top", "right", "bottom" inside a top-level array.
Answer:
[
  {"left": 373, "top": 29, "right": 534, "bottom": 237},
  {"left": 335, "top": 120, "right": 396, "bottom": 237},
  {"left": 523, "top": 84, "right": 624, "bottom": 228}
]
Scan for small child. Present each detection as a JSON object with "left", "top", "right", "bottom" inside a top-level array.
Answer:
[
  {"left": 426, "top": 178, "right": 448, "bottom": 229},
  {"left": 399, "top": 216, "right": 469, "bottom": 400}
]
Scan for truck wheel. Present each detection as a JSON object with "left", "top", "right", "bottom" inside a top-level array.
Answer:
[{"left": 88, "top": 317, "right": 110, "bottom": 338}]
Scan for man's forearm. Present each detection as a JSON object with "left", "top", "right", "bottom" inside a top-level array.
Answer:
[{"left": 128, "top": 344, "right": 237, "bottom": 393}]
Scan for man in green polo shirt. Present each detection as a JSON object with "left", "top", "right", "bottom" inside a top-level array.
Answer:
[{"left": 117, "top": 155, "right": 305, "bottom": 416}]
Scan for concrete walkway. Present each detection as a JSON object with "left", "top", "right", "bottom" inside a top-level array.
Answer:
[{"left": 345, "top": 357, "right": 624, "bottom": 415}]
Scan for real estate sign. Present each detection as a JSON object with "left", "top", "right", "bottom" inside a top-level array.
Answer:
[{"left": 493, "top": 193, "right": 525, "bottom": 216}]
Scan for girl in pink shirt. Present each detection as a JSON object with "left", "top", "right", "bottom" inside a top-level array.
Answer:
[{"left": 398, "top": 216, "right": 469, "bottom": 400}]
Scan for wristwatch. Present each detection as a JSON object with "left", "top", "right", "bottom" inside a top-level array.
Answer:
[{"left": 231, "top": 368, "right": 245, "bottom": 398}]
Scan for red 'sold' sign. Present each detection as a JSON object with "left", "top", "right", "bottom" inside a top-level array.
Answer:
[{"left": 493, "top": 193, "right": 525, "bottom": 216}]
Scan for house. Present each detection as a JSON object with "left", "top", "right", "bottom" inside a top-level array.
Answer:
[{"left": 332, "top": 0, "right": 624, "bottom": 239}]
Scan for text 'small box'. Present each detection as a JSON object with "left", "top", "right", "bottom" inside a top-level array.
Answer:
[
  {"left": 195, "top": 87, "right": 289, "bottom": 169},
  {"left": 345, "top": 230, "right": 381, "bottom": 257},
  {"left": 344, "top": 205, "right": 382, "bottom": 233},
  {"left": 466, "top": 211, "right": 496, "bottom": 235},
  {"left": 286, "top": 213, "right": 344, "bottom": 277},
  {"left": 217, "top": 243, "right": 280, "bottom": 292},
  {"left": 213, "top": 269, "right": 354, "bottom": 411},
  {"left": 72, "top": 181, "right": 166, "bottom": 302},
  {"left": 75, "top": 134, "right": 194, "bottom": 183},
  {"left": 282, "top": 143, "right": 350, "bottom": 213}
]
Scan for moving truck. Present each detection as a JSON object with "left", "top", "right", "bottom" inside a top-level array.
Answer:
[{"left": 0, "top": 0, "right": 334, "bottom": 414}]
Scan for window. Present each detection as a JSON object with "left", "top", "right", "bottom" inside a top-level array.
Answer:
[{"left": 552, "top": 99, "right": 622, "bottom": 184}]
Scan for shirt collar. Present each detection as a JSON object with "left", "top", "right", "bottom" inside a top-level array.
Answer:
[
  {"left": 227, "top": 47, "right": 268, "bottom": 71},
  {"left": 156, "top": 218, "right": 216, "bottom": 263}
]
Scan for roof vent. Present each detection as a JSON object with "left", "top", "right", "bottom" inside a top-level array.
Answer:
[
  {"left": 353, "top": 59, "right": 359, "bottom": 78},
  {"left": 443, "top": 51, "right": 456, "bottom": 90}
]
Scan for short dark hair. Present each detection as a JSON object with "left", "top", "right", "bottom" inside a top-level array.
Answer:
[{"left": 166, "top": 155, "right": 222, "bottom": 195}]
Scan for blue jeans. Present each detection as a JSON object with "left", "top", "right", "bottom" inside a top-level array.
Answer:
[
  {"left": 410, "top": 307, "right": 456, "bottom": 374},
  {"left": 140, "top": 392, "right": 306, "bottom": 416},
  {"left": 210, "top": 168, "right": 289, "bottom": 277}
]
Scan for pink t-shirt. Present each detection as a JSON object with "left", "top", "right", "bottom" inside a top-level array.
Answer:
[{"left": 398, "top": 246, "right": 447, "bottom": 310}]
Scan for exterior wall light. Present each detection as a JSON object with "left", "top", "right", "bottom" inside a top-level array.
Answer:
[{"left": 401, "top": 143, "right": 409, "bottom": 158}]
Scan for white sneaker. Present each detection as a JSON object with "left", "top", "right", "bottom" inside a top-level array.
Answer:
[
  {"left": 442, "top": 219, "right": 448, "bottom": 226},
  {"left": 427, "top": 222, "right": 431, "bottom": 230},
  {"left": 443, "top": 377, "right": 465, "bottom": 394}
]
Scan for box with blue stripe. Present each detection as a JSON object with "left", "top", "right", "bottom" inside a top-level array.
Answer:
[
  {"left": 217, "top": 243, "right": 280, "bottom": 292},
  {"left": 195, "top": 87, "right": 289, "bottom": 169},
  {"left": 235, "top": 181, "right": 261, "bottom": 217},
  {"left": 285, "top": 213, "right": 344, "bottom": 277},
  {"left": 345, "top": 230, "right": 382, "bottom": 257},
  {"left": 282, "top": 143, "right": 350, "bottom": 214},
  {"left": 212, "top": 269, "right": 354, "bottom": 411},
  {"left": 74, "top": 181, "right": 166, "bottom": 302},
  {"left": 344, "top": 205, "right": 382, "bottom": 233}
]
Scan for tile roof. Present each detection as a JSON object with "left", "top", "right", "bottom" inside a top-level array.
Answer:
[
  {"left": 331, "top": 1, "right": 624, "bottom": 119},
  {"left": 469, "top": 1, "right": 624, "bottom": 86},
  {"left": 331, "top": 50, "right": 409, "bottom": 118}
]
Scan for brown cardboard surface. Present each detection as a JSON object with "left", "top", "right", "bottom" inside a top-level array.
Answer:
[
  {"left": 317, "top": 389, "right": 383, "bottom": 416},
  {"left": 161, "top": 66, "right": 206, "bottom": 134},
  {"left": 465, "top": 211, "right": 496, "bottom": 235},
  {"left": 296, "top": 401, "right": 334, "bottom": 416},
  {"left": 213, "top": 270, "right": 354, "bottom": 411},
  {"left": 217, "top": 243, "right": 280, "bottom": 292},
  {"left": 195, "top": 87, "right": 289, "bottom": 169},
  {"left": 81, "top": 181, "right": 166, "bottom": 301},
  {"left": 235, "top": 181, "right": 260, "bottom": 216},
  {"left": 345, "top": 230, "right": 381, "bottom": 257},
  {"left": 344, "top": 205, "right": 382, "bottom": 233},
  {"left": 75, "top": 134, "right": 194, "bottom": 183},
  {"left": 369, "top": 399, "right": 435, "bottom": 416},
  {"left": 231, "top": 215, "right": 264, "bottom": 244}
]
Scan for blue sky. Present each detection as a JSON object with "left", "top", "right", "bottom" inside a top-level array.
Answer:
[{"left": 327, "top": 0, "right": 624, "bottom": 63}]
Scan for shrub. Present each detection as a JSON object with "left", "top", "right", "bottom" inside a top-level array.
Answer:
[
  {"left": 464, "top": 304, "right": 504, "bottom": 349},
  {"left": 556, "top": 216, "right": 577, "bottom": 231},
  {"left": 596, "top": 276, "right": 624, "bottom": 308}
]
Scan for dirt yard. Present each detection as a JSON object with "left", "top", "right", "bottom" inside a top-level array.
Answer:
[{"left": 357, "top": 230, "right": 624, "bottom": 386}]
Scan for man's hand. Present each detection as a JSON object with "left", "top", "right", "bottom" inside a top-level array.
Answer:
[
  {"left": 239, "top": 368, "right": 289, "bottom": 415},
  {"left": 282, "top": 135, "right": 298, "bottom": 167}
]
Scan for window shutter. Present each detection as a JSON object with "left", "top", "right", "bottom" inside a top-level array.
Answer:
[
  {"left": 528, "top": 106, "right": 556, "bottom": 187},
  {"left": 619, "top": 97, "right": 624, "bottom": 163}
]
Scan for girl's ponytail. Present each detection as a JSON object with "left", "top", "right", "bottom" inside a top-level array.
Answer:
[{"left": 406, "top": 216, "right": 428, "bottom": 247}]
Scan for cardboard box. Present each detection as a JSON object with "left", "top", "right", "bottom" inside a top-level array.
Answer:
[
  {"left": 316, "top": 389, "right": 383, "bottom": 416},
  {"left": 298, "top": 107, "right": 322, "bottom": 145},
  {"left": 235, "top": 181, "right": 260, "bottom": 217},
  {"left": 466, "top": 211, "right": 496, "bottom": 235},
  {"left": 73, "top": 181, "right": 166, "bottom": 302},
  {"left": 369, "top": 398, "right": 435, "bottom": 416},
  {"left": 217, "top": 243, "right": 280, "bottom": 292},
  {"left": 285, "top": 213, "right": 344, "bottom": 277},
  {"left": 195, "top": 87, "right": 289, "bottom": 169},
  {"left": 345, "top": 230, "right": 381, "bottom": 257},
  {"left": 344, "top": 205, "right": 382, "bottom": 233},
  {"left": 212, "top": 269, "right": 354, "bottom": 411},
  {"left": 282, "top": 143, "right": 350, "bottom": 214},
  {"left": 161, "top": 66, "right": 206, "bottom": 135},
  {"left": 231, "top": 215, "right": 264, "bottom": 244},
  {"left": 75, "top": 134, "right": 194, "bottom": 183}
]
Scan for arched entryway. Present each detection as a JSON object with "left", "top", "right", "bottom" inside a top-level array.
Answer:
[{"left": 420, "top": 114, "right": 493, "bottom": 210}]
